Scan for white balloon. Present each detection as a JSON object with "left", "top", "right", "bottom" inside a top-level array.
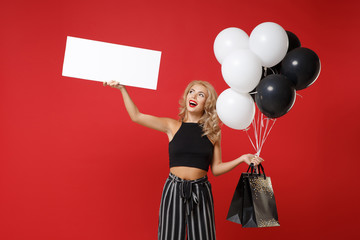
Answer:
[
  {"left": 249, "top": 22, "right": 289, "bottom": 67},
  {"left": 216, "top": 88, "right": 255, "bottom": 130},
  {"left": 213, "top": 27, "right": 249, "bottom": 64},
  {"left": 221, "top": 49, "right": 262, "bottom": 93}
]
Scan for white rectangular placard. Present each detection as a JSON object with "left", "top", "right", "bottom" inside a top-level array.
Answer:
[{"left": 62, "top": 36, "right": 161, "bottom": 90}]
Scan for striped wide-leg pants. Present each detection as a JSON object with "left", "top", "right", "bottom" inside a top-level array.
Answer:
[{"left": 158, "top": 172, "right": 216, "bottom": 240}]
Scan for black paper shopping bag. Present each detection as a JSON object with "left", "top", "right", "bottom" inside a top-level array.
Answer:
[
  {"left": 226, "top": 164, "right": 280, "bottom": 227},
  {"left": 226, "top": 173, "right": 245, "bottom": 224}
]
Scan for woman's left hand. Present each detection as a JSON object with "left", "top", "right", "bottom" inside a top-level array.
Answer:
[
  {"left": 251, "top": 155, "right": 264, "bottom": 166},
  {"left": 241, "top": 154, "right": 264, "bottom": 166}
]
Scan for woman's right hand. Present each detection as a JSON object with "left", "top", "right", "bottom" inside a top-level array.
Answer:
[{"left": 103, "top": 80, "right": 125, "bottom": 90}]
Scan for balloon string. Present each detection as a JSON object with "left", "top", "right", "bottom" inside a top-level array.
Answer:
[
  {"left": 250, "top": 112, "right": 260, "bottom": 155},
  {"left": 257, "top": 112, "right": 266, "bottom": 156},
  {"left": 258, "top": 112, "right": 262, "bottom": 154},
  {"left": 259, "top": 112, "right": 264, "bottom": 148},
  {"left": 258, "top": 117, "right": 269, "bottom": 155},
  {"left": 268, "top": 67, "right": 276, "bottom": 75},
  {"left": 247, "top": 110, "right": 276, "bottom": 157},
  {"left": 245, "top": 128, "right": 257, "bottom": 153},
  {"left": 260, "top": 116, "right": 269, "bottom": 150},
  {"left": 257, "top": 118, "right": 276, "bottom": 155},
  {"left": 256, "top": 109, "right": 261, "bottom": 150},
  {"left": 296, "top": 93, "right": 303, "bottom": 98},
  {"left": 263, "top": 116, "right": 268, "bottom": 139},
  {"left": 255, "top": 112, "right": 262, "bottom": 157},
  {"left": 252, "top": 115, "right": 259, "bottom": 152}
]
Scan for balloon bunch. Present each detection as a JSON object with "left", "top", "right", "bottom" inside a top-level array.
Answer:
[{"left": 214, "top": 22, "right": 320, "bottom": 156}]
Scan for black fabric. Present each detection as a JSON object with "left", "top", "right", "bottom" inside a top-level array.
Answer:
[{"left": 169, "top": 122, "right": 214, "bottom": 171}]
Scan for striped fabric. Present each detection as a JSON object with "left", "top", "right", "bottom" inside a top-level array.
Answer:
[{"left": 158, "top": 173, "right": 216, "bottom": 240}]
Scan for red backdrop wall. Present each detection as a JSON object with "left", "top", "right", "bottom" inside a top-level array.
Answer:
[{"left": 1, "top": 0, "right": 359, "bottom": 239}]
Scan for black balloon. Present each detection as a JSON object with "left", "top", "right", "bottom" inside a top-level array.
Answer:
[
  {"left": 250, "top": 67, "right": 275, "bottom": 101},
  {"left": 271, "top": 31, "right": 301, "bottom": 74},
  {"left": 286, "top": 31, "right": 301, "bottom": 52},
  {"left": 281, "top": 47, "right": 320, "bottom": 90},
  {"left": 255, "top": 74, "right": 296, "bottom": 118},
  {"left": 270, "top": 63, "right": 281, "bottom": 75}
]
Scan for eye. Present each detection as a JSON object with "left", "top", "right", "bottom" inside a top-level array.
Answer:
[{"left": 199, "top": 93, "right": 205, "bottom": 98}]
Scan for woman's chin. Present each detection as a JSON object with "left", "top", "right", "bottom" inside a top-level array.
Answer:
[
  {"left": 187, "top": 106, "right": 196, "bottom": 112},
  {"left": 186, "top": 107, "right": 204, "bottom": 115}
]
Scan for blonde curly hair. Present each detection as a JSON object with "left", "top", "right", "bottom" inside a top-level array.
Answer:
[{"left": 178, "top": 80, "right": 221, "bottom": 144}]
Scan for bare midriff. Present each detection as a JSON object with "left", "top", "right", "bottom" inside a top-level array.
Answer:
[{"left": 170, "top": 166, "right": 208, "bottom": 180}]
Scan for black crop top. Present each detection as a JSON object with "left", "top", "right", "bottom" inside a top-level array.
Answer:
[{"left": 169, "top": 122, "right": 214, "bottom": 171}]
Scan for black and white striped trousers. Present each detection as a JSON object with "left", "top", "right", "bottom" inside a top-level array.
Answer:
[{"left": 158, "top": 172, "right": 216, "bottom": 240}]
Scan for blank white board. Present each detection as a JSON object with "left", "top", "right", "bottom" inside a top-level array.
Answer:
[{"left": 62, "top": 36, "right": 162, "bottom": 90}]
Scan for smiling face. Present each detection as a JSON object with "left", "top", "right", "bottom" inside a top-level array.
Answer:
[
  {"left": 178, "top": 80, "right": 220, "bottom": 142},
  {"left": 186, "top": 84, "right": 208, "bottom": 115}
]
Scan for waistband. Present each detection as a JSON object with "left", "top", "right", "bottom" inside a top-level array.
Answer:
[
  {"left": 168, "top": 172, "right": 208, "bottom": 184},
  {"left": 168, "top": 172, "right": 209, "bottom": 216}
]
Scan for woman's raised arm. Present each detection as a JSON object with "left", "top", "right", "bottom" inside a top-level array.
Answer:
[{"left": 104, "top": 80, "right": 178, "bottom": 135}]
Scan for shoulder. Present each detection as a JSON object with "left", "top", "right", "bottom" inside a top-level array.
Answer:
[
  {"left": 163, "top": 118, "right": 181, "bottom": 127},
  {"left": 213, "top": 131, "right": 222, "bottom": 146},
  {"left": 206, "top": 131, "right": 221, "bottom": 146}
]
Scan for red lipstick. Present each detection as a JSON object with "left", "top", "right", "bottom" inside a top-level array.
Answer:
[{"left": 189, "top": 100, "right": 198, "bottom": 108}]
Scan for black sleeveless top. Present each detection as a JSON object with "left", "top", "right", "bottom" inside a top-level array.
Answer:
[{"left": 169, "top": 122, "right": 214, "bottom": 171}]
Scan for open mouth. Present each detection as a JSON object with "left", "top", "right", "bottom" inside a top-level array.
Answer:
[{"left": 189, "top": 100, "right": 198, "bottom": 108}]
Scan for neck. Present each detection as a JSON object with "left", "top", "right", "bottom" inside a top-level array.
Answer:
[{"left": 184, "top": 112, "right": 203, "bottom": 123}]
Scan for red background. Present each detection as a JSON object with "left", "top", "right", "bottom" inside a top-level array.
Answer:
[{"left": 1, "top": 0, "right": 359, "bottom": 239}]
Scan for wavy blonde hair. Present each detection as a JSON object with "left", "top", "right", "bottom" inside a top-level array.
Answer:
[{"left": 178, "top": 80, "right": 221, "bottom": 144}]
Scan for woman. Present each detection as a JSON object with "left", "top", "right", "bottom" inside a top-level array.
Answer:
[{"left": 103, "top": 80, "right": 263, "bottom": 240}]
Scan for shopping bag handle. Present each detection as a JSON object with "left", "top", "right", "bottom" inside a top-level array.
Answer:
[{"left": 247, "top": 163, "right": 267, "bottom": 179}]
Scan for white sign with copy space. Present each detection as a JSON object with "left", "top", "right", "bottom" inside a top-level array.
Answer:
[{"left": 62, "top": 36, "right": 161, "bottom": 90}]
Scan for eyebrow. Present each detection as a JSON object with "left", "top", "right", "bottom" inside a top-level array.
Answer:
[{"left": 190, "top": 88, "right": 206, "bottom": 94}]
